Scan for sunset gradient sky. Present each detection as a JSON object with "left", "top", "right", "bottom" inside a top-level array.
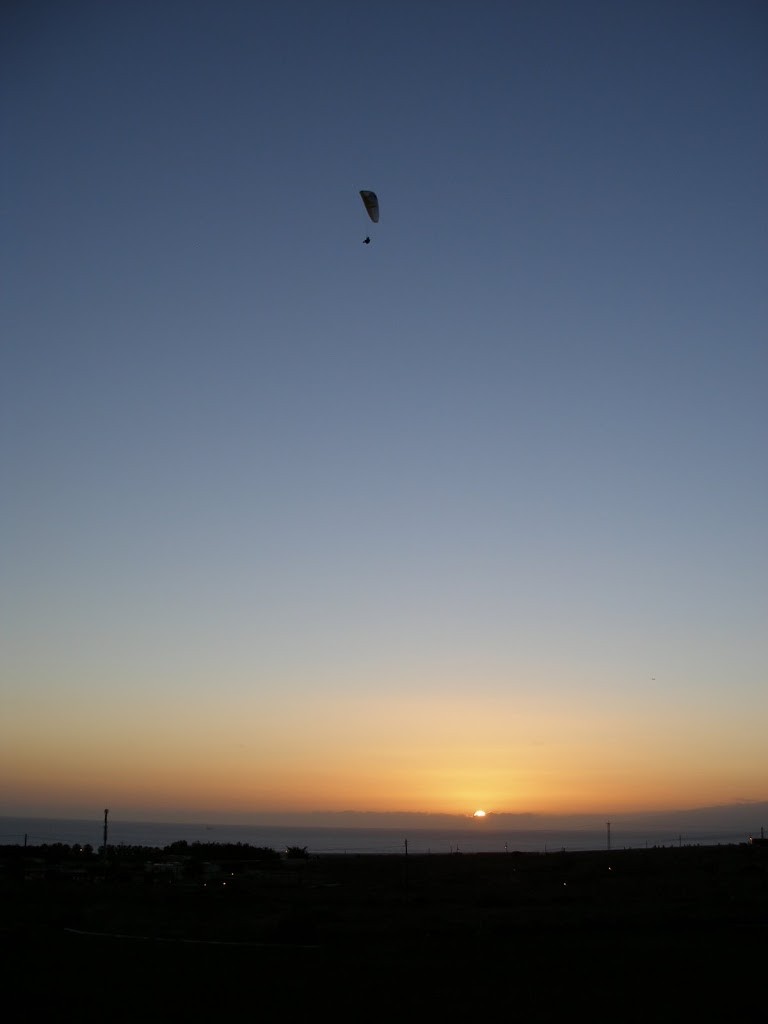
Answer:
[{"left": 2, "top": 1, "right": 766, "bottom": 825}]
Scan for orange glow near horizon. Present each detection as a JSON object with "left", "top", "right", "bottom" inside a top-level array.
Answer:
[
  {"left": 3, "top": 668, "right": 767, "bottom": 823},
  {"left": 4, "top": 722, "right": 768, "bottom": 822}
]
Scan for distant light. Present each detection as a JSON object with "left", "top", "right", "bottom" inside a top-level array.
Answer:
[{"left": 473, "top": 810, "right": 486, "bottom": 818}]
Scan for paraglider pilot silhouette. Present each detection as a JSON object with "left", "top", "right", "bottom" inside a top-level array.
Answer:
[{"left": 360, "top": 189, "right": 378, "bottom": 243}]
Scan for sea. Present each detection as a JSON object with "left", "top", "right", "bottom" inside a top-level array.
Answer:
[{"left": 0, "top": 816, "right": 756, "bottom": 855}]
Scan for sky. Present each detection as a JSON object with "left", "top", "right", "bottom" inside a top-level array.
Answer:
[{"left": 2, "top": 0, "right": 766, "bottom": 826}]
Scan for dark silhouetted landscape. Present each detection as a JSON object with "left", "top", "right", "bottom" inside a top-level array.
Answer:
[{"left": 3, "top": 839, "right": 766, "bottom": 1020}]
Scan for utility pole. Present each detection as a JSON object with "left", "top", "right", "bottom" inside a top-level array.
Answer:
[
  {"left": 606, "top": 821, "right": 611, "bottom": 851},
  {"left": 103, "top": 808, "right": 109, "bottom": 854}
]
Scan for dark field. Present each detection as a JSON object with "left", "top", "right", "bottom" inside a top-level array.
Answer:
[{"left": 3, "top": 843, "right": 767, "bottom": 1020}]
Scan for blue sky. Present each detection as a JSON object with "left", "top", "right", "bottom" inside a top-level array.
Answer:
[{"left": 2, "top": 1, "right": 766, "bottom": 822}]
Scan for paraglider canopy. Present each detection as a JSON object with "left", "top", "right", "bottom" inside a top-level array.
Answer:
[{"left": 360, "top": 190, "right": 379, "bottom": 223}]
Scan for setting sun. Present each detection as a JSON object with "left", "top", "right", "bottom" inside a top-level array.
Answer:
[{"left": 473, "top": 810, "right": 486, "bottom": 818}]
